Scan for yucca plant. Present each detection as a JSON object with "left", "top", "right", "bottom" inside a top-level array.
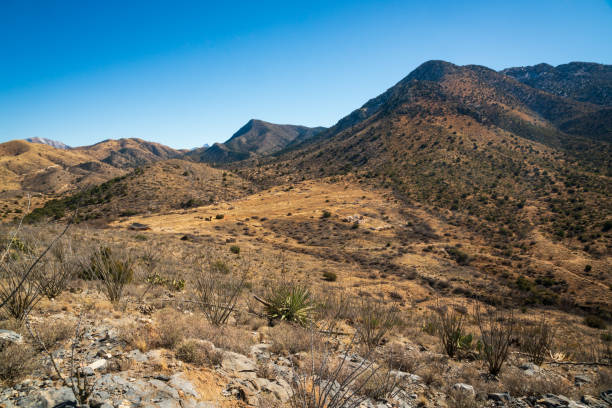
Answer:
[{"left": 264, "top": 284, "right": 314, "bottom": 326}]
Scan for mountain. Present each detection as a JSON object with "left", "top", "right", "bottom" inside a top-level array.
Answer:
[
  {"left": 25, "top": 137, "right": 71, "bottom": 149},
  {"left": 501, "top": 62, "right": 612, "bottom": 106},
  {"left": 0, "top": 140, "right": 124, "bottom": 193},
  {"left": 74, "top": 138, "right": 180, "bottom": 168},
  {"left": 237, "top": 60, "right": 611, "bottom": 253},
  {"left": 0, "top": 138, "right": 181, "bottom": 194},
  {"left": 187, "top": 119, "right": 325, "bottom": 163},
  {"left": 26, "top": 159, "right": 254, "bottom": 222}
]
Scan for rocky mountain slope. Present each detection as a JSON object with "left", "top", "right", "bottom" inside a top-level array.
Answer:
[
  {"left": 187, "top": 119, "right": 325, "bottom": 163},
  {"left": 74, "top": 138, "right": 180, "bottom": 168},
  {"left": 502, "top": 62, "right": 612, "bottom": 106}
]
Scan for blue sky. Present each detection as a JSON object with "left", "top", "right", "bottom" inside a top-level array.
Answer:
[{"left": 1, "top": 0, "right": 611, "bottom": 149}]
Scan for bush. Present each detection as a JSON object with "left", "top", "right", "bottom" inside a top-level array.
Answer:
[
  {"left": 215, "top": 214, "right": 224, "bottom": 220},
  {"left": 322, "top": 271, "right": 337, "bottom": 282},
  {"left": 0, "top": 343, "right": 35, "bottom": 385},
  {"left": 518, "top": 317, "right": 555, "bottom": 365},
  {"left": 446, "top": 246, "right": 471, "bottom": 265},
  {"left": 264, "top": 284, "right": 314, "bottom": 326},
  {"left": 268, "top": 323, "right": 314, "bottom": 355},
  {"left": 229, "top": 245, "right": 240, "bottom": 254},
  {"left": 86, "top": 247, "right": 135, "bottom": 303},
  {"left": 0, "top": 257, "right": 43, "bottom": 320},
  {"left": 356, "top": 299, "right": 399, "bottom": 351},
  {"left": 321, "top": 210, "right": 331, "bottom": 219},
  {"left": 35, "top": 240, "right": 77, "bottom": 299},
  {"left": 195, "top": 257, "right": 247, "bottom": 326},
  {"left": 584, "top": 315, "right": 606, "bottom": 330},
  {"left": 475, "top": 304, "right": 515, "bottom": 376},
  {"left": 175, "top": 339, "right": 223, "bottom": 367},
  {"left": 433, "top": 304, "right": 472, "bottom": 358}
]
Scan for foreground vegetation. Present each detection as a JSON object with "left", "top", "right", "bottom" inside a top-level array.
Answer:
[{"left": 0, "top": 223, "right": 610, "bottom": 407}]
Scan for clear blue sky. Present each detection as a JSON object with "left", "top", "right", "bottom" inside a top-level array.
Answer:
[{"left": 1, "top": 0, "right": 611, "bottom": 149}]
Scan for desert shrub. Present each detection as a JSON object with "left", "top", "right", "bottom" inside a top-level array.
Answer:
[
  {"left": 501, "top": 368, "right": 571, "bottom": 397},
  {"left": 415, "top": 357, "right": 447, "bottom": 387},
  {"left": 446, "top": 246, "right": 471, "bottom": 265},
  {"left": 446, "top": 388, "right": 478, "bottom": 408},
  {"left": 229, "top": 245, "right": 240, "bottom": 254},
  {"left": 195, "top": 256, "right": 248, "bottom": 326},
  {"left": 432, "top": 304, "right": 472, "bottom": 358},
  {"left": 322, "top": 271, "right": 337, "bottom": 282},
  {"left": 290, "top": 333, "right": 393, "bottom": 408},
  {"left": 355, "top": 299, "right": 399, "bottom": 351},
  {"left": 518, "top": 317, "right": 555, "bottom": 365},
  {"left": 475, "top": 304, "right": 515, "bottom": 375},
  {"left": 215, "top": 214, "right": 224, "bottom": 220},
  {"left": 268, "top": 323, "right": 314, "bottom": 355},
  {"left": 0, "top": 343, "right": 35, "bottom": 385},
  {"left": 31, "top": 319, "right": 74, "bottom": 352},
  {"left": 0, "top": 257, "right": 43, "bottom": 320},
  {"left": 584, "top": 315, "right": 606, "bottom": 330},
  {"left": 264, "top": 283, "right": 314, "bottom": 326},
  {"left": 384, "top": 343, "right": 418, "bottom": 373},
  {"left": 175, "top": 339, "right": 223, "bottom": 366},
  {"left": 321, "top": 210, "right": 331, "bottom": 219},
  {"left": 86, "top": 247, "right": 135, "bottom": 303},
  {"left": 35, "top": 240, "right": 77, "bottom": 299}
]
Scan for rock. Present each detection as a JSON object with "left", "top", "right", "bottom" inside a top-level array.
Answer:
[
  {"left": 14, "top": 386, "right": 76, "bottom": 408},
  {"left": 221, "top": 351, "right": 257, "bottom": 374},
  {"left": 537, "top": 394, "right": 588, "bottom": 408},
  {"left": 0, "top": 329, "right": 23, "bottom": 344},
  {"left": 581, "top": 395, "right": 608, "bottom": 408},
  {"left": 601, "top": 390, "right": 612, "bottom": 404},
  {"left": 148, "top": 378, "right": 180, "bottom": 400},
  {"left": 520, "top": 362, "right": 539, "bottom": 376},
  {"left": 128, "top": 222, "right": 150, "bottom": 231},
  {"left": 253, "top": 377, "right": 291, "bottom": 402},
  {"left": 488, "top": 392, "right": 511, "bottom": 402},
  {"left": 453, "top": 383, "right": 475, "bottom": 396},
  {"left": 574, "top": 375, "right": 591, "bottom": 386},
  {"left": 169, "top": 373, "right": 199, "bottom": 398},
  {"left": 127, "top": 349, "right": 148, "bottom": 363},
  {"left": 87, "top": 359, "right": 108, "bottom": 371}
]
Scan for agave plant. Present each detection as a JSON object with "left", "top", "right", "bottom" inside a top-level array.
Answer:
[{"left": 264, "top": 284, "right": 314, "bottom": 326}]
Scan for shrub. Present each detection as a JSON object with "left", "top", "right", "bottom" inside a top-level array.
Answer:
[
  {"left": 356, "top": 299, "right": 399, "bottom": 351},
  {"left": 433, "top": 304, "right": 472, "bottom": 358},
  {"left": 518, "top": 317, "right": 555, "bottom": 365},
  {"left": 446, "top": 246, "right": 471, "bottom": 265},
  {"left": 584, "top": 315, "right": 606, "bottom": 330},
  {"left": 0, "top": 343, "right": 35, "bottom": 385},
  {"left": 195, "top": 257, "right": 248, "bottom": 326},
  {"left": 175, "top": 339, "right": 223, "bottom": 367},
  {"left": 264, "top": 284, "right": 314, "bottom": 326},
  {"left": 268, "top": 323, "right": 314, "bottom": 355},
  {"left": 321, "top": 210, "right": 331, "bottom": 219},
  {"left": 475, "top": 304, "right": 515, "bottom": 376},
  {"left": 0, "top": 257, "right": 43, "bottom": 320},
  {"left": 229, "top": 245, "right": 240, "bottom": 254},
  {"left": 215, "top": 214, "right": 224, "bottom": 220},
  {"left": 322, "top": 271, "right": 337, "bottom": 282},
  {"left": 86, "top": 247, "right": 135, "bottom": 303},
  {"left": 584, "top": 265, "right": 592, "bottom": 272},
  {"left": 35, "top": 241, "right": 77, "bottom": 299}
]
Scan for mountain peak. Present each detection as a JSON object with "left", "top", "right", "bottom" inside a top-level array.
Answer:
[{"left": 25, "top": 137, "right": 70, "bottom": 149}]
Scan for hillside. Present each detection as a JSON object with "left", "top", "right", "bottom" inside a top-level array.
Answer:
[
  {"left": 227, "top": 60, "right": 611, "bottom": 315},
  {"left": 502, "top": 62, "right": 612, "bottom": 106},
  {"left": 74, "top": 137, "right": 180, "bottom": 168},
  {"left": 0, "top": 140, "right": 124, "bottom": 193},
  {"left": 26, "top": 159, "right": 254, "bottom": 223},
  {"left": 187, "top": 119, "right": 325, "bottom": 163}
]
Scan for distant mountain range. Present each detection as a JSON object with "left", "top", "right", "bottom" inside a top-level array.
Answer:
[
  {"left": 187, "top": 119, "right": 326, "bottom": 163},
  {"left": 25, "top": 137, "right": 70, "bottom": 149}
]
